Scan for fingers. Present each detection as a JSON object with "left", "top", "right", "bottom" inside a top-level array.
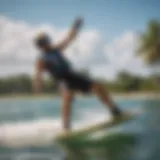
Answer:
[
  {"left": 75, "top": 17, "right": 83, "bottom": 25},
  {"left": 73, "top": 17, "right": 84, "bottom": 29}
]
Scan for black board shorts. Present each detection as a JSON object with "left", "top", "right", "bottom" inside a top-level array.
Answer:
[{"left": 58, "top": 71, "right": 93, "bottom": 93}]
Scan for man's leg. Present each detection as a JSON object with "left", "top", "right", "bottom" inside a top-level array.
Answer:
[
  {"left": 91, "top": 82, "right": 121, "bottom": 116},
  {"left": 61, "top": 90, "right": 74, "bottom": 131}
]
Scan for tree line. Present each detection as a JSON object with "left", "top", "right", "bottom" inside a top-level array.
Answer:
[{"left": 0, "top": 72, "right": 159, "bottom": 95}]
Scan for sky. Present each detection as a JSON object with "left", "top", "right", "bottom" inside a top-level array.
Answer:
[{"left": 0, "top": 0, "right": 160, "bottom": 80}]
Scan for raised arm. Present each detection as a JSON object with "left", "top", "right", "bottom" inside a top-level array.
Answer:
[
  {"left": 33, "top": 59, "right": 44, "bottom": 94},
  {"left": 56, "top": 17, "right": 83, "bottom": 51}
]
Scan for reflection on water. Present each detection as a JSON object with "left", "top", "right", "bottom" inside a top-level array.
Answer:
[
  {"left": 0, "top": 97, "right": 160, "bottom": 160},
  {"left": 63, "top": 133, "right": 136, "bottom": 160},
  {"left": 63, "top": 102, "right": 160, "bottom": 160}
]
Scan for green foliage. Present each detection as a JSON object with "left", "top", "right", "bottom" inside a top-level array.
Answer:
[
  {"left": 137, "top": 20, "right": 160, "bottom": 64},
  {"left": 0, "top": 72, "right": 159, "bottom": 95},
  {"left": 105, "top": 71, "right": 160, "bottom": 93},
  {"left": 0, "top": 74, "right": 58, "bottom": 95}
]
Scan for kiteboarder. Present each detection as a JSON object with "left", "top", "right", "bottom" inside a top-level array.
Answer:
[{"left": 34, "top": 17, "right": 122, "bottom": 131}]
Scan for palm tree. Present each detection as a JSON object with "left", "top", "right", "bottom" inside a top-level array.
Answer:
[{"left": 137, "top": 20, "right": 160, "bottom": 65}]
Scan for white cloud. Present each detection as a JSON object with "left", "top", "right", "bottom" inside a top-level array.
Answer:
[
  {"left": 103, "top": 32, "right": 156, "bottom": 79},
  {"left": 104, "top": 32, "right": 137, "bottom": 69},
  {"left": 0, "top": 16, "right": 158, "bottom": 80}
]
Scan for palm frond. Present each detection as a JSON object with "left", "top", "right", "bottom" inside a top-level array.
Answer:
[{"left": 137, "top": 20, "right": 160, "bottom": 64}]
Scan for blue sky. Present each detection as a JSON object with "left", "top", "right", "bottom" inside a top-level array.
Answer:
[
  {"left": 0, "top": 0, "right": 160, "bottom": 79},
  {"left": 1, "top": 0, "right": 160, "bottom": 40}
]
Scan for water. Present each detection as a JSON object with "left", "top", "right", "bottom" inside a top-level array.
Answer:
[{"left": 0, "top": 96, "right": 160, "bottom": 160}]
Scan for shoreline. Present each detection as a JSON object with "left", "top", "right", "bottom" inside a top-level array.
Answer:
[{"left": 0, "top": 92, "right": 160, "bottom": 100}]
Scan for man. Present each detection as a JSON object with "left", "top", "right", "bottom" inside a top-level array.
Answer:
[{"left": 34, "top": 17, "right": 122, "bottom": 131}]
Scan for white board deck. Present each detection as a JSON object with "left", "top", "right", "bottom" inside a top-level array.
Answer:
[{"left": 56, "top": 111, "right": 138, "bottom": 141}]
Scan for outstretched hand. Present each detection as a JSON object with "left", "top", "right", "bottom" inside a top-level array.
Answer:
[
  {"left": 73, "top": 17, "right": 83, "bottom": 29},
  {"left": 55, "top": 17, "right": 84, "bottom": 51}
]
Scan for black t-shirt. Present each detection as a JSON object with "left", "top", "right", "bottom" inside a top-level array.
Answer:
[{"left": 40, "top": 48, "right": 71, "bottom": 78}]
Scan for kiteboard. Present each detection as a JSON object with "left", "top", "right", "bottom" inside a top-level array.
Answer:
[{"left": 55, "top": 110, "right": 140, "bottom": 142}]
